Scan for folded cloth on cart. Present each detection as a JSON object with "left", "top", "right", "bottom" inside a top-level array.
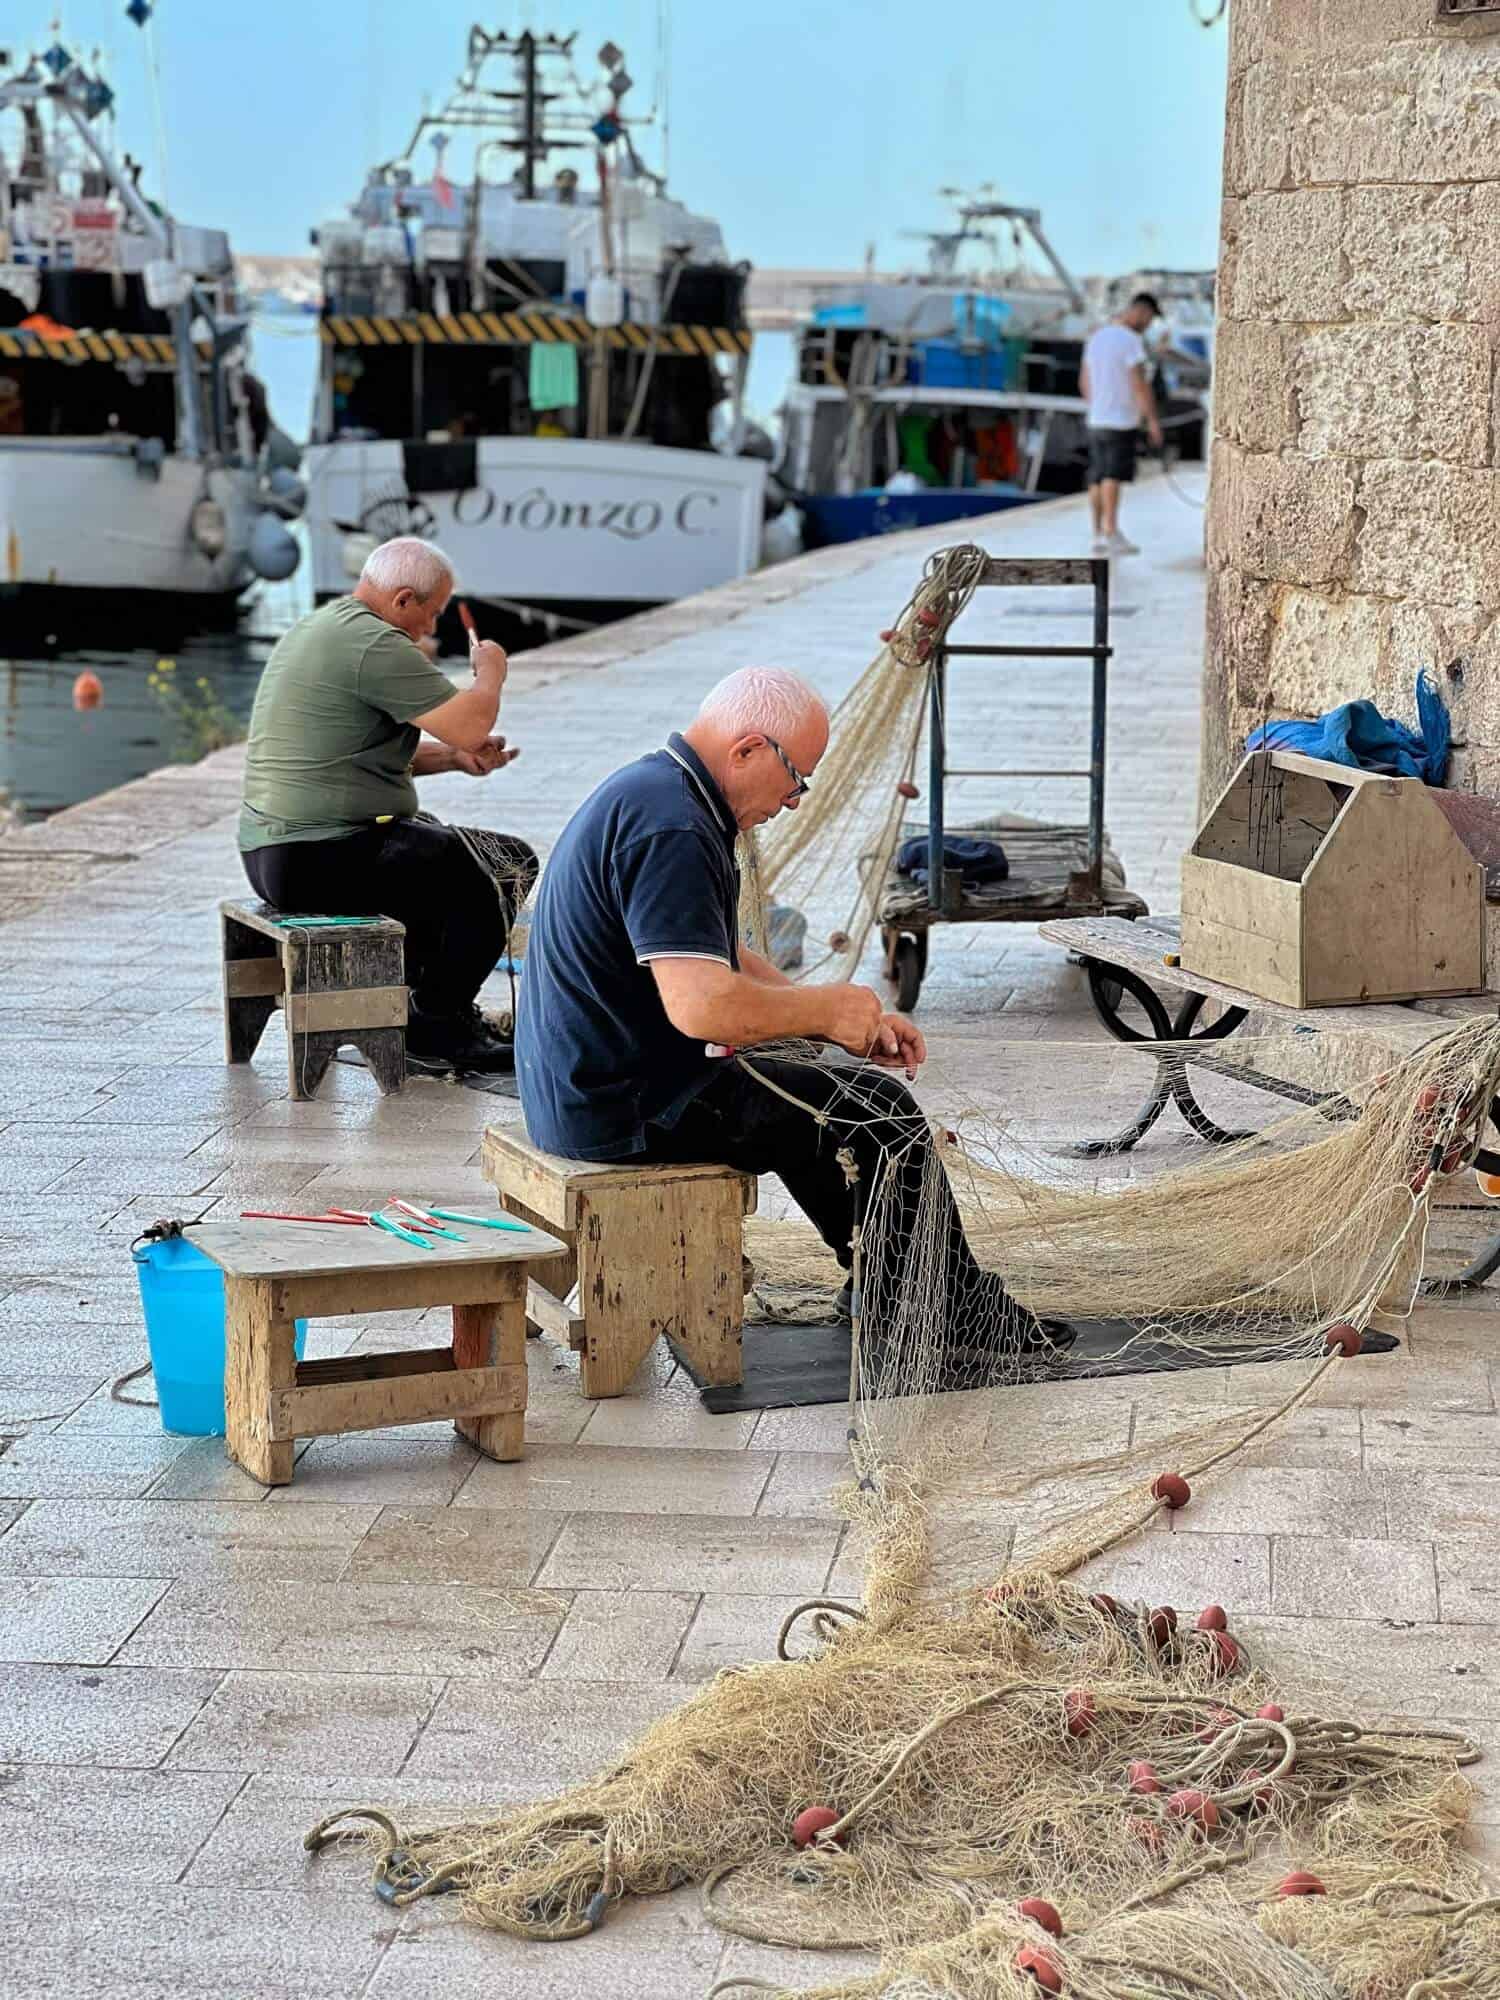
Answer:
[
  {"left": 1246, "top": 669, "right": 1450, "bottom": 785},
  {"left": 895, "top": 834, "right": 1010, "bottom": 891}
]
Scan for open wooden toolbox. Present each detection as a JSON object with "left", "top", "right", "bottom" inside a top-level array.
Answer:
[
  {"left": 878, "top": 556, "right": 1146, "bottom": 1011},
  {"left": 1181, "top": 749, "right": 1487, "bottom": 1007}
]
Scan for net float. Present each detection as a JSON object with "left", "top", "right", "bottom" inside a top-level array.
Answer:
[
  {"left": 914, "top": 638, "right": 932, "bottom": 662},
  {"left": 916, "top": 607, "right": 941, "bottom": 627},
  {"left": 1204, "top": 1631, "right": 1241, "bottom": 1678},
  {"left": 1474, "top": 1169, "right": 1500, "bottom": 1198},
  {"left": 1016, "top": 1897, "right": 1063, "bottom": 1938},
  {"left": 791, "top": 1805, "right": 844, "bottom": 1849},
  {"left": 1416, "top": 1085, "right": 1442, "bottom": 1115},
  {"left": 1256, "top": 1702, "right": 1285, "bottom": 1723},
  {"left": 1323, "top": 1323, "right": 1363, "bottom": 1357},
  {"left": 72, "top": 670, "right": 103, "bottom": 710},
  {"left": 1195, "top": 1604, "right": 1228, "bottom": 1632},
  {"left": 896, "top": 780, "right": 920, "bottom": 799},
  {"left": 827, "top": 931, "right": 851, "bottom": 952},
  {"left": 1013, "top": 1945, "right": 1064, "bottom": 1993},
  {"left": 1063, "top": 1689, "right": 1097, "bottom": 1738},
  {"left": 1196, "top": 1706, "right": 1237, "bottom": 1745},
  {"left": 1088, "top": 1592, "right": 1120, "bottom": 1617},
  {"left": 1166, "top": 1788, "right": 1220, "bottom": 1832},
  {"left": 1147, "top": 1605, "right": 1178, "bottom": 1645},
  {"left": 1130, "top": 1818, "right": 1166, "bottom": 1852},
  {"left": 1151, "top": 1472, "right": 1191, "bottom": 1510},
  {"left": 1440, "top": 1144, "right": 1466, "bottom": 1174},
  {"left": 1277, "top": 1871, "right": 1327, "bottom": 1898},
  {"left": 879, "top": 627, "right": 895, "bottom": 642},
  {"left": 1128, "top": 1760, "right": 1162, "bottom": 1795}
]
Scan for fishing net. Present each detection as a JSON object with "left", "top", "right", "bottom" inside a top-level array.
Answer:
[{"left": 305, "top": 552, "right": 1500, "bottom": 1997}]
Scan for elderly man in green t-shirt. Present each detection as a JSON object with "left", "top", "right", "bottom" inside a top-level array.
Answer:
[{"left": 238, "top": 536, "right": 533, "bottom": 1075}]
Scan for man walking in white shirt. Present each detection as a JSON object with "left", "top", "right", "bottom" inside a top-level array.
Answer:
[{"left": 1080, "top": 291, "right": 1163, "bottom": 556}]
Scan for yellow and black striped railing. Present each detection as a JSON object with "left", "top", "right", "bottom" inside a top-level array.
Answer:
[
  {"left": 0, "top": 327, "right": 181, "bottom": 364},
  {"left": 318, "top": 309, "right": 752, "bottom": 356}
]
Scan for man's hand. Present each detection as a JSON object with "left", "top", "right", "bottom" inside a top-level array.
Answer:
[
  {"left": 822, "top": 983, "right": 886, "bottom": 1060},
  {"left": 452, "top": 735, "right": 520, "bottom": 777},
  {"left": 1147, "top": 416, "right": 1165, "bottom": 451},
  {"left": 471, "top": 638, "right": 509, "bottom": 687},
  {"left": 868, "top": 1010, "right": 926, "bottom": 1078}
]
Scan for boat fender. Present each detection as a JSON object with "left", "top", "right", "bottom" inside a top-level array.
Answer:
[
  {"left": 249, "top": 511, "right": 301, "bottom": 581},
  {"left": 264, "top": 468, "right": 308, "bottom": 519}
]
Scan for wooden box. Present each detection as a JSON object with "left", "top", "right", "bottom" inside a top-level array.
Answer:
[{"left": 1180, "top": 750, "right": 1484, "bottom": 1007}]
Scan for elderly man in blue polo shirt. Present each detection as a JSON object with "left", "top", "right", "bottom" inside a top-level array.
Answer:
[{"left": 515, "top": 665, "right": 1069, "bottom": 1383}]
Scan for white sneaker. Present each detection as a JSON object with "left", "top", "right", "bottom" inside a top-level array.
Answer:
[
  {"left": 1089, "top": 534, "right": 1110, "bottom": 556},
  {"left": 1106, "top": 530, "right": 1139, "bottom": 556}
]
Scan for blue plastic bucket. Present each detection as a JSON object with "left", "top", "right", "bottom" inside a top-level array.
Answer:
[{"left": 131, "top": 1233, "right": 307, "bottom": 1437}]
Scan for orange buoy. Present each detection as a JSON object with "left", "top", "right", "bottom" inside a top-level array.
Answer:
[
  {"left": 1323, "top": 1323, "right": 1363, "bottom": 1357},
  {"left": 1256, "top": 1702, "right": 1286, "bottom": 1723},
  {"left": 1151, "top": 1472, "right": 1191, "bottom": 1510},
  {"left": 916, "top": 607, "right": 941, "bottom": 628},
  {"left": 72, "top": 670, "right": 103, "bottom": 710},
  {"left": 1196, "top": 1706, "right": 1236, "bottom": 1745},
  {"left": 1204, "top": 1631, "right": 1241, "bottom": 1678},
  {"left": 1147, "top": 1605, "right": 1178, "bottom": 1646},
  {"left": 914, "top": 638, "right": 932, "bottom": 662},
  {"left": 1166, "top": 1788, "right": 1220, "bottom": 1832},
  {"left": 1474, "top": 1168, "right": 1500, "bottom": 1199},
  {"left": 792, "top": 1806, "right": 843, "bottom": 1849},
  {"left": 1017, "top": 1897, "right": 1063, "bottom": 1938},
  {"left": 896, "top": 779, "right": 920, "bottom": 799},
  {"left": 1277, "top": 1871, "right": 1327, "bottom": 1898},
  {"left": 1014, "top": 1945, "right": 1064, "bottom": 1993},
  {"left": 1063, "top": 1689, "right": 1096, "bottom": 1739},
  {"left": 1089, "top": 1592, "right": 1120, "bottom": 1617},
  {"left": 879, "top": 628, "right": 895, "bottom": 642},
  {"left": 1128, "top": 1760, "right": 1162, "bottom": 1796},
  {"left": 1416, "top": 1085, "right": 1442, "bottom": 1116},
  {"left": 1195, "top": 1605, "right": 1228, "bottom": 1632}
]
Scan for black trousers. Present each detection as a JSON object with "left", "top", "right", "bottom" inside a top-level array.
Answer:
[
  {"left": 640, "top": 1055, "right": 1035, "bottom": 1343},
  {"left": 242, "top": 819, "right": 537, "bottom": 1020}
]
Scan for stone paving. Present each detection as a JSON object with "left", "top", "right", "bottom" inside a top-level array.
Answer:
[{"left": 1, "top": 475, "right": 1497, "bottom": 1997}]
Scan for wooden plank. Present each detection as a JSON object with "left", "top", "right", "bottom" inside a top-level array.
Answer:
[
  {"left": 188, "top": 1218, "right": 560, "bottom": 1282},
  {"left": 223, "top": 1277, "right": 295, "bottom": 1486},
  {"left": 219, "top": 899, "right": 404, "bottom": 943},
  {"left": 271, "top": 1265, "right": 526, "bottom": 1321},
  {"left": 1266, "top": 749, "right": 1393, "bottom": 789},
  {"left": 284, "top": 985, "right": 408, "bottom": 1033},
  {"left": 481, "top": 1126, "right": 753, "bottom": 1230},
  {"left": 1189, "top": 760, "right": 1343, "bottom": 883},
  {"left": 225, "top": 957, "right": 285, "bottom": 999},
  {"left": 1180, "top": 856, "right": 1305, "bottom": 1006},
  {"left": 293, "top": 1346, "right": 456, "bottom": 1386},
  {"left": 453, "top": 1299, "right": 527, "bottom": 1460},
  {"left": 1302, "top": 779, "right": 1483, "bottom": 1004},
  {"left": 526, "top": 1280, "right": 586, "bottom": 1348},
  {"left": 272, "top": 1363, "right": 525, "bottom": 1441}
]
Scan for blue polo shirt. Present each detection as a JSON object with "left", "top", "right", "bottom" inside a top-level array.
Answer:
[{"left": 516, "top": 733, "right": 741, "bottom": 1160}]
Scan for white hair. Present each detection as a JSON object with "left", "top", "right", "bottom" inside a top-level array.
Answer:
[
  {"left": 696, "top": 665, "right": 827, "bottom": 739},
  {"left": 358, "top": 536, "right": 456, "bottom": 600}
]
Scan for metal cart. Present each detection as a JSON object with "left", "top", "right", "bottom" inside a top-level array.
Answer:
[{"left": 878, "top": 555, "right": 1147, "bottom": 1011}]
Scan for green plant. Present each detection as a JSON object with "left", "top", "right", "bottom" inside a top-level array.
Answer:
[{"left": 146, "top": 657, "right": 245, "bottom": 762}]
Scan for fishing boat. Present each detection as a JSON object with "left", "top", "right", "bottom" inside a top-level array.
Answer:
[
  {"left": 303, "top": 25, "right": 766, "bottom": 649},
  {"left": 775, "top": 193, "right": 1209, "bottom": 550},
  {"left": 0, "top": 32, "right": 301, "bottom": 631}
]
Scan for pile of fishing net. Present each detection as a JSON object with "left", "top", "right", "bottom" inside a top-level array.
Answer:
[{"left": 303, "top": 546, "right": 1500, "bottom": 1995}]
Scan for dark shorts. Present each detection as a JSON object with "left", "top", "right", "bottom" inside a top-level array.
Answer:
[{"left": 1087, "top": 427, "right": 1138, "bottom": 485}]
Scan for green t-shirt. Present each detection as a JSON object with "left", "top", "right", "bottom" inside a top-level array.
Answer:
[{"left": 237, "top": 597, "right": 458, "bottom": 851}]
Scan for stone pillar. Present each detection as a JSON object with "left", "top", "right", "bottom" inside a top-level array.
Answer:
[{"left": 1204, "top": 0, "right": 1500, "bottom": 807}]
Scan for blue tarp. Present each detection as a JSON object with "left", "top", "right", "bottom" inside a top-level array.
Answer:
[
  {"left": 895, "top": 835, "right": 1009, "bottom": 891},
  {"left": 1246, "top": 671, "right": 1451, "bottom": 786}
]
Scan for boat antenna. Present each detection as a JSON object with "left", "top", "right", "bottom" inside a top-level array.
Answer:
[{"left": 657, "top": 0, "right": 670, "bottom": 188}]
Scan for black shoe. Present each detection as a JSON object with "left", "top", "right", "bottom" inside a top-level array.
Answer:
[
  {"left": 833, "top": 1280, "right": 854, "bottom": 1325},
  {"left": 408, "top": 1005, "right": 515, "bottom": 1076}
]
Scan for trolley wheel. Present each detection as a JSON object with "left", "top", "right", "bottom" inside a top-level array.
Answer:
[{"left": 889, "top": 933, "right": 925, "bottom": 1013}]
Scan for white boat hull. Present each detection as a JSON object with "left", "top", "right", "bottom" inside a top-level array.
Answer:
[
  {"left": 0, "top": 439, "right": 256, "bottom": 597},
  {"left": 302, "top": 436, "right": 766, "bottom": 605}
]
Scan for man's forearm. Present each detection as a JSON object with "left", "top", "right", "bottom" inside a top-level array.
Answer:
[
  {"left": 410, "top": 741, "right": 460, "bottom": 776},
  {"left": 676, "top": 969, "right": 843, "bottom": 1048},
  {"left": 739, "top": 945, "right": 794, "bottom": 988}
]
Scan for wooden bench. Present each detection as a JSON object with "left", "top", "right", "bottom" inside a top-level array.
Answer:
[
  {"left": 480, "top": 1127, "right": 757, "bottom": 1398},
  {"left": 221, "top": 900, "right": 407, "bottom": 1099},
  {"left": 188, "top": 1213, "right": 565, "bottom": 1487},
  {"left": 1042, "top": 912, "right": 1500, "bottom": 1293}
]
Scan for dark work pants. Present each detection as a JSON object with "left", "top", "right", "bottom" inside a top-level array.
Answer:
[
  {"left": 640, "top": 1055, "right": 1035, "bottom": 1343},
  {"left": 242, "top": 819, "right": 536, "bottom": 1020}
]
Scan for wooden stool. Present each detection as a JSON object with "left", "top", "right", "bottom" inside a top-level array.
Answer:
[
  {"left": 221, "top": 900, "right": 407, "bottom": 1099},
  {"left": 481, "top": 1126, "right": 756, "bottom": 1398},
  {"left": 188, "top": 1214, "right": 565, "bottom": 1487}
]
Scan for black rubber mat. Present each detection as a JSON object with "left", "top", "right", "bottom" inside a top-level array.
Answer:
[{"left": 671, "top": 1317, "right": 1398, "bottom": 1414}]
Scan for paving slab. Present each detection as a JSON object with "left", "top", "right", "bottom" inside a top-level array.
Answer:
[
  {"left": 0, "top": 1764, "right": 246, "bottom": 1885},
  {"left": 165, "top": 1669, "right": 445, "bottom": 1775},
  {"left": 1270, "top": 1534, "right": 1440, "bottom": 1622},
  {"left": 402, "top": 1677, "right": 693, "bottom": 1790},
  {"left": 456, "top": 1441, "right": 777, "bottom": 1516},
  {"left": 347, "top": 1505, "right": 566, "bottom": 1588},
  {"left": 0, "top": 1574, "right": 170, "bottom": 1663},
  {"left": 538, "top": 1511, "right": 840, "bottom": 1595},
  {"left": 0, "top": 1430, "right": 191, "bottom": 1499},
  {"left": 0, "top": 1497, "right": 379, "bottom": 1580},
  {"left": 540, "top": 1588, "right": 699, "bottom": 1680},
  {"left": 0, "top": 1662, "right": 221, "bottom": 1765}
]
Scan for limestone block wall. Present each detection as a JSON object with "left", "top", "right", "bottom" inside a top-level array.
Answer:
[{"left": 1204, "top": 0, "right": 1500, "bottom": 811}]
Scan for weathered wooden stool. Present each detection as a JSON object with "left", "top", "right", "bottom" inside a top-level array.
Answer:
[
  {"left": 188, "top": 1214, "right": 565, "bottom": 1487},
  {"left": 480, "top": 1126, "right": 756, "bottom": 1398},
  {"left": 221, "top": 900, "right": 407, "bottom": 1098}
]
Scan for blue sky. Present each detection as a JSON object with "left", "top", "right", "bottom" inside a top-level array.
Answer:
[{"left": 35, "top": 1, "right": 1228, "bottom": 273}]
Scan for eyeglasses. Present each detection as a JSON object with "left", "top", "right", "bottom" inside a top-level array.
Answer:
[{"left": 764, "top": 735, "right": 810, "bottom": 800}]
